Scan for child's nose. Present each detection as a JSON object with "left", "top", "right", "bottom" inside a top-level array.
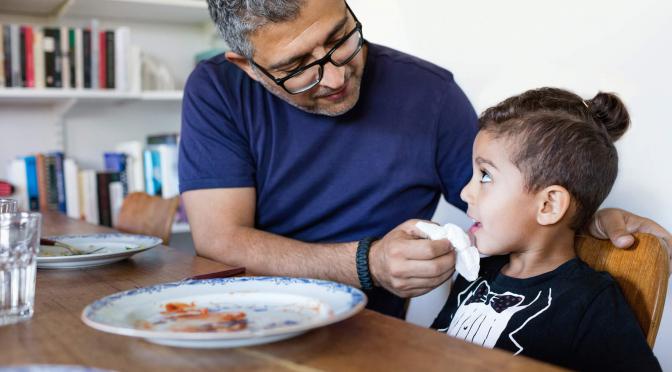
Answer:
[{"left": 460, "top": 178, "right": 475, "bottom": 204}]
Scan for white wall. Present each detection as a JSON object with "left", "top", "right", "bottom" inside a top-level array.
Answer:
[{"left": 348, "top": 0, "right": 672, "bottom": 368}]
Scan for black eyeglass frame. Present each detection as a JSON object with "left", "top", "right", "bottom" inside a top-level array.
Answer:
[{"left": 249, "top": 3, "right": 364, "bottom": 95}]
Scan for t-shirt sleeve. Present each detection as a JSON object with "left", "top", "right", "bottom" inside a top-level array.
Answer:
[
  {"left": 434, "top": 78, "right": 478, "bottom": 211},
  {"left": 178, "top": 62, "right": 256, "bottom": 194},
  {"left": 570, "top": 282, "right": 661, "bottom": 371}
]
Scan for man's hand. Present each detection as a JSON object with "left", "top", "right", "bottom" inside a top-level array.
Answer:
[
  {"left": 589, "top": 208, "right": 671, "bottom": 265},
  {"left": 369, "top": 219, "right": 456, "bottom": 298}
]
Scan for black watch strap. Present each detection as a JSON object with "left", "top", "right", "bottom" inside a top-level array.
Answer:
[{"left": 356, "top": 237, "right": 377, "bottom": 291}]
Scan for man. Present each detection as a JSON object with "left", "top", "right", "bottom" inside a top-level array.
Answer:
[{"left": 179, "top": 0, "right": 671, "bottom": 318}]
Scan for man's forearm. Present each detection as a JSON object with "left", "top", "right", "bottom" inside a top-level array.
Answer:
[{"left": 195, "top": 226, "right": 360, "bottom": 287}]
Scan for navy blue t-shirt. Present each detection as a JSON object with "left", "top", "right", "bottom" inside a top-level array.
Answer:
[{"left": 179, "top": 42, "right": 478, "bottom": 316}]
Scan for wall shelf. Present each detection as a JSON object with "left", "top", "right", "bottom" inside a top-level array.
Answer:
[{"left": 0, "top": 0, "right": 210, "bottom": 25}]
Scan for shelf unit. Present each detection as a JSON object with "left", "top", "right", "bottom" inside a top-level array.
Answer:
[
  {"left": 0, "top": 0, "right": 210, "bottom": 26},
  {"left": 0, "top": 1, "right": 203, "bottom": 235}
]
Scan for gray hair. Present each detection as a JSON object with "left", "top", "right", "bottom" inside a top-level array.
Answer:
[{"left": 207, "top": 0, "right": 305, "bottom": 59}]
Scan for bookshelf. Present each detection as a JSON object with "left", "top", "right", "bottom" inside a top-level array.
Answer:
[
  {"left": 0, "top": 0, "right": 208, "bottom": 234},
  {"left": 0, "top": 0, "right": 210, "bottom": 26}
]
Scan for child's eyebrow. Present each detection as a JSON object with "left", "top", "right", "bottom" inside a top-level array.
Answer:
[{"left": 475, "top": 157, "right": 499, "bottom": 170}]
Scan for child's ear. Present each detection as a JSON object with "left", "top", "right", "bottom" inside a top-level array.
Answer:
[
  {"left": 225, "top": 51, "right": 260, "bottom": 82},
  {"left": 536, "top": 185, "right": 571, "bottom": 226}
]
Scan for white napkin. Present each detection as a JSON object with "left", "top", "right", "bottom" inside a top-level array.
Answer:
[{"left": 415, "top": 221, "right": 480, "bottom": 281}]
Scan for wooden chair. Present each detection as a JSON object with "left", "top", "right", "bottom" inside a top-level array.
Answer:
[
  {"left": 115, "top": 192, "right": 180, "bottom": 245},
  {"left": 576, "top": 233, "right": 669, "bottom": 347}
]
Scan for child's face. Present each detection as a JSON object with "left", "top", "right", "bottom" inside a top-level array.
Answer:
[{"left": 460, "top": 131, "right": 539, "bottom": 255}]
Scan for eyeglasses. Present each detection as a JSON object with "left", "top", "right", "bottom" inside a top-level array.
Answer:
[{"left": 250, "top": 3, "right": 364, "bottom": 95}]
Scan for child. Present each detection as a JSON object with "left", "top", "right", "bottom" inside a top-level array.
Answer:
[{"left": 430, "top": 88, "right": 661, "bottom": 371}]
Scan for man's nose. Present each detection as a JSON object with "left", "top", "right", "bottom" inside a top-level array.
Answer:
[{"left": 319, "top": 62, "right": 346, "bottom": 90}]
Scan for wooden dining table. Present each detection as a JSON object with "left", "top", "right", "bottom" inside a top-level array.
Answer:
[{"left": 1, "top": 212, "right": 564, "bottom": 371}]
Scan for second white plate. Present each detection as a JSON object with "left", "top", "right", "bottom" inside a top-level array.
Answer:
[{"left": 37, "top": 233, "right": 162, "bottom": 269}]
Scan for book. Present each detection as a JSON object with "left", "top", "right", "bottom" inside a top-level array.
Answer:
[
  {"left": 33, "top": 28, "right": 45, "bottom": 89},
  {"left": 83, "top": 29, "right": 91, "bottom": 88},
  {"left": 19, "top": 26, "right": 26, "bottom": 87},
  {"left": 79, "top": 170, "right": 99, "bottom": 224},
  {"left": 104, "top": 152, "right": 129, "bottom": 195},
  {"left": 50, "top": 152, "right": 67, "bottom": 213},
  {"left": 75, "top": 28, "right": 84, "bottom": 89},
  {"left": 23, "top": 26, "right": 34, "bottom": 88},
  {"left": 147, "top": 133, "right": 179, "bottom": 145},
  {"left": 96, "top": 171, "right": 120, "bottom": 227},
  {"left": 64, "top": 158, "right": 80, "bottom": 219},
  {"left": 7, "top": 158, "right": 28, "bottom": 211},
  {"left": 115, "top": 140, "right": 145, "bottom": 193},
  {"left": 43, "top": 28, "right": 63, "bottom": 88},
  {"left": 114, "top": 27, "right": 130, "bottom": 92},
  {"left": 155, "top": 144, "right": 179, "bottom": 198},
  {"left": 43, "top": 154, "right": 59, "bottom": 211},
  {"left": 10, "top": 24, "right": 21, "bottom": 87},
  {"left": 109, "top": 181, "right": 124, "bottom": 227},
  {"left": 90, "top": 19, "right": 98, "bottom": 89},
  {"left": 2, "top": 25, "right": 10, "bottom": 86},
  {"left": 0, "top": 25, "right": 4, "bottom": 87},
  {"left": 105, "top": 30, "right": 115, "bottom": 89},
  {"left": 24, "top": 156, "right": 39, "bottom": 211},
  {"left": 36, "top": 153, "right": 48, "bottom": 211},
  {"left": 69, "top": 28, "right": 76, "bottom": 88},
  {"left": 143, "top": 149, "right": 161, "bottom": 196},
  {"left": 60, "top": 26, "right": 70, "bottom": 90},
  {"left": 98, "top": 31, "right": 106, "bottom": 89}
]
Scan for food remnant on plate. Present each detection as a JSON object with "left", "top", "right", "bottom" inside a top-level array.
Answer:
[{"left": 135, "top": 302, "right": 248, "bottom": 333}]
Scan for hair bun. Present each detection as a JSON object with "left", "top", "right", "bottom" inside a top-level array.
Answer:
[{"left": 586, "top": 92, "right": 630, "bottom": 141}]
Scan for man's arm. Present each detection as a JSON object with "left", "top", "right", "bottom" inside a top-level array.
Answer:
[
  {"left": 183, "top": 188, "right": 455, "bottom": 297},
  {"left": 589, "top": 208, "right": 671, "bottom": 267}
]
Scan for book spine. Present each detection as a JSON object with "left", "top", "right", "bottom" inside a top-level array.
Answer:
[
  {"left": 0, "top": 25, "right": 4, "bottom": 87},
  {"left": 98, "top": 31, "right": 106, "bottom": 89},
  {"left": 60, "top": 26, "right": 69, "bottom": 90},
  {"left": 11, "top": 25, "right": 21, "bottom": 87},
  {"left": 8, "top": 158, "right": 29, "bottom": 211},
  {"left": 19, "top": 26, "right": 26, "bottom": 86},
  {"left": 83, "top": 29, "right": 91, "bottom": 88},
  {"left": 105, "top": 30, "right": 115, "bottom": 89},
  {"left": 36, "top": 154, "right": 49, "bottom": 211},
  {"left": 24, "top": 156, "right": 39, "bottom": 211},
  {"left": 52, "top": 152, "right": 67, "bottom": 213},
  {"left": 3, "top": 25, "right": 11, "bottom": 87},
  {"left": 143, "top": 150, "right": 162, "bottom": 196},
  {"left": 33, "top": 28, "right": 45, "bottom": 89},
  {"left": 44, "top": 28, "right": 57, "bottom": 88},
  {"left": 90, "top": 20, "right": 98, "bottom": 89},
  {"left": 75, "top": 28, "right": 83, "bottom": 89},
  {"left": 114, "top": 27, "right": 129, "bottom": 92},
  {"left": 64, "top": 158, "right": 80, "bottom": 219},
  {"left": 24, "top": 26, "right": 34, "bottom": 87},
  {"left": 96, "top": 172, "right": 120, "bottom": 227},
  {"left": 69, "top": 28, "right": 76, "bottom": 88},
  {"left": 44, "top": 154, "right": 59, "bottom": 211},
  {"left": 104, "top": 152, "right": 128, "bottom": 195}
]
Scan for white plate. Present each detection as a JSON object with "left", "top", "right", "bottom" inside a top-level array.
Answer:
[
  {"left": 37, "top": 233, "right": 162, "bottom": 269},
  {"left": 81, "top": 276, "right": 367, "bottom": 348}
]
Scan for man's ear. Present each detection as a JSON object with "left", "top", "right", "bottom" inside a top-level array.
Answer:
[
  {"left": 536, "top": 185, "right": 572, "bottom": 226},
  {"left": 225, "top": 51, "right": 259, "bottom": 82}
]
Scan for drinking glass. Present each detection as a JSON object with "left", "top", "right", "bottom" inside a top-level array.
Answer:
[
  {"left": 0, "top": 212, "right": 41, "bottom": 325},
  {"left": 0, "top": 199, "right": 18, "bottom": 213}
]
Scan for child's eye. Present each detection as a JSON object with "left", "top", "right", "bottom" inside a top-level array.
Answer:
[{"left": 479, "top": 170, "right": 492, "bottom": 184}]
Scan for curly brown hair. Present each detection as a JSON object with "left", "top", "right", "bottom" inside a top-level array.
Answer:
[{"left": 479, "top": 88, "right": 630, "bottom": 230}]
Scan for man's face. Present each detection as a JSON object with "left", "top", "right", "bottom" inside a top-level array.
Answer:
[{"left": 246, "top": 0, "right": 366, "bottom": 116}]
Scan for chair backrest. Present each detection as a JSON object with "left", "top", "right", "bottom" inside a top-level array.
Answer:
[
  {"left": 576, "top": 233, "right": 669, "bottom": 347},
  {"left": 115, "top": 192, "right": 180, "bottom": 245}
]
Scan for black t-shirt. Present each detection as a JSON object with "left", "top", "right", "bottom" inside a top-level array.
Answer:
[{"left": 431, "top": 256, "right": 661, "bottom": 371}]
